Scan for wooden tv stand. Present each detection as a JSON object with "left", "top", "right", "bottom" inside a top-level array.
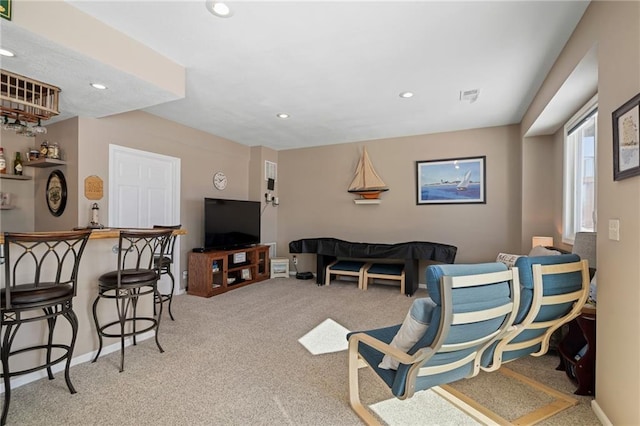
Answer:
[{"left": 188, "top": 245, "right": 270, "bottom": 298}]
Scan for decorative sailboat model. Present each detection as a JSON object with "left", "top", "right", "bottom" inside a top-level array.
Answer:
[{"left": 348, "top": 148, "right": 389, "bottom": 201}]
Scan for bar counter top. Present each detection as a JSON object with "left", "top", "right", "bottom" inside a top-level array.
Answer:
[{"left": 0, "top": 228, "right": 187, "bottom": 244}]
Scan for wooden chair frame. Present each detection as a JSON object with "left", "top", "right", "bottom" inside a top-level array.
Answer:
[
  {"left": 325, "top": 260, "right": 370, "bottom": 289},
  {"left": 363, "top": 263, "right": 405, "bottom": 294},
  {"left": 348, "top": 268, "right": 520, "bottom": 426}
]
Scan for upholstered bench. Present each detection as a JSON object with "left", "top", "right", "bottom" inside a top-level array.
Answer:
[
  {"left": 325, "top": 260, "right": 369, "bottom": 288},
  {"left": 363, "top": 263, "right": 405, "bottom": 294}
]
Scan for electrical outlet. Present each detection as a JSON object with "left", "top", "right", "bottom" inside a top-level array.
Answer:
[
  {"left": 293, "top": 255, "right": 298, "bottom": 265},
  {"left": 182, "top": 270, "right": 188, "bottom": 280}
]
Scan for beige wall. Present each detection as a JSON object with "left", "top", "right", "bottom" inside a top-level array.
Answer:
[
  {"left": 521, "top": 135, "right": 556, "bottom": 250},
  {"left": 34, "top": 117, "right": 79, "bottom": 231},
  {"left": 75, "top": 111, "right": 254, "bottom": 291},
  {"left": 277, "top": 125, "right": 523, "bottom": 275},
  {"left": 521, "top": 1, "right": 640, "bottom": 423},
  {"left": 249, "top": 145, "right": 279, "bottom": 247}
]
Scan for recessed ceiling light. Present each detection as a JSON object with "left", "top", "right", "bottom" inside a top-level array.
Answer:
[
  {"left": 90, "top": 83, "right": 108, "bottom": 90},
  {"left": 205, "top": 0, "right": 233, "bottom": 18},
  {"left": 0, "top": 48, "right": 15, "bottom": 57},
  {"left": 276, "top": 113, "right": 289, "bottom": 119},
  {"left": 399, "top": 92, "right": 414, "bottom": 98}
]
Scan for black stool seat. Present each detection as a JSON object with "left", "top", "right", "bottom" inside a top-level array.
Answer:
[
  {"left": 99, "top": 269, "right": 159, "bottom": 288},
  {"left": 1, "top": 283, "right": 74, "bottom": 306},
  {"left": 1, "top": 230, "right": 91, "bottom": 426}
]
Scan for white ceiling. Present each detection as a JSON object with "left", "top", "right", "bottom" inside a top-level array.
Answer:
[{"left": 1, "top": 1, "right": 591, "bottom": 150}]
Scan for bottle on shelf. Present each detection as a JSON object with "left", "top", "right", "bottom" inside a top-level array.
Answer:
[
  {"left": 39, "top": 140, "right": 49, "bottom": 158},
  {"left": 0, "top": 147, "right": 6, "bottom": 174},
  {"left": 13, "top": 152, "right": 23, "bottom": 175},
  {"left": 48, "top": 141, "right": 60, "bottom": 159}
]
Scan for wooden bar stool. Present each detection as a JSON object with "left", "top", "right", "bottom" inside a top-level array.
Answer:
[{"left": 1, "top": 230, "right": 91, "bottom": 425}]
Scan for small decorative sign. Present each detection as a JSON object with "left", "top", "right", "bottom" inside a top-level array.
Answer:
[
  {"left": 233, "top": 252, "right": 247, "bottom": 264},
  {"left": 0, "top": 0, "right": 11, "bottom": 21},
  {"left": 84, "top": 175, "right": 104, "bottom": 200}
]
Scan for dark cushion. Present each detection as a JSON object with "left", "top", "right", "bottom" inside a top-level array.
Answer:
[
  {"left": 328, "top": 260, "right": 366, "bottom": 272},
  {"left": 99, "top": 269, "right": 158, "bottom": 288},
  {"left": 1, "top": 283, "right": 73, "bottom": 306},
  {"left": 367, "top": 263, "right": 404, "bottom": 276},
  {"left": 154, "top": 255, "right": 173, "bottom": 266},
  {"left": 347, "top": 325, "right": 401, "bottom": 388}
]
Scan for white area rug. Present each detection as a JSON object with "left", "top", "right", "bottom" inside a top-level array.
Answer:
[
  {"left": 371, "top": 388, "right": 483, "bottom": 426},
  {"left": 298, "top": 318, "right": 350, "bottom": 355},
  {"left": 300, "top": 318, "right": 484, "bottom": 425}
]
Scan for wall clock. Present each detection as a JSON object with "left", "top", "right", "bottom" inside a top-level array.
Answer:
[
  {"left": 213, "top": 171, "right": 228, "bottom": 190},
  {"left": 46, "top": 170, "right": 67, "bottom": 217}
]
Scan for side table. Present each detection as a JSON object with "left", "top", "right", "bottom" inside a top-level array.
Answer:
[
  {"left": 270, "top": 257, "right": 290, "bottom": 278},
  {"left": 557, "top": 304, "right": 596, "bottom": 395}
]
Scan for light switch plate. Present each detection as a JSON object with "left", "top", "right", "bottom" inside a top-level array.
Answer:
[{"left": 608, "top": 219, "right": 620, "bottom": 241}]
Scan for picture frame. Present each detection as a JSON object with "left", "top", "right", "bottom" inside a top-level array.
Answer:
[
  {"left": 241, "top": 268, "right": 252, "bottom": 280},
  {"left": 612, "top": 92, "right": 640, "bottom": 181},
  {"left": 0, "top": 0, "right": 11, "bottom": 21},
  {"left": 416, "top": 156, "right": 486, "bottom": 205},
  {"left": 46, "top": 170, "right": 67, "bottom": 216}
]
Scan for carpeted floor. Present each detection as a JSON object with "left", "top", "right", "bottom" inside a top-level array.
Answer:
[{"left": 4, "top": 278, "right": 599, "bottom": 425}]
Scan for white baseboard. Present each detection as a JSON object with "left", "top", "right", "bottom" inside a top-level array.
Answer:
[
  {"left": 0, "top": 331, "right": 155, "bottom": 394},
  {"left": 591, "top": 399, "right": 612, "bottom": 426}
]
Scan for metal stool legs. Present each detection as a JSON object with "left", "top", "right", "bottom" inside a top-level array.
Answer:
[
  {"left": 1, "top": 306, "right": 79, "bottom": 425},
  {"left": 92, "top": 286, "right": 164, "bottom": 372},
  {"left": 154, "top": 269, "right": 175, "bottom": 321}
]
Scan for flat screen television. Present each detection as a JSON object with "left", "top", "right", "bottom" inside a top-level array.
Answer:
[{"left": 204, "top": 198, "right": 261, "bottom": 250}]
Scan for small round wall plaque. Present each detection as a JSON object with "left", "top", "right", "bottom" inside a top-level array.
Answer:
[{"left": 46, "top": 170, "right": 67, "bottom": 217}]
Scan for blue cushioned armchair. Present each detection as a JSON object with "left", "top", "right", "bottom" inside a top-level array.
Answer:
[
  {"left": 481, "top": 254, "right": 590, "bottom": 371},
  {"left": 347, "top": 263, "right": 520, "bottom": 426}
]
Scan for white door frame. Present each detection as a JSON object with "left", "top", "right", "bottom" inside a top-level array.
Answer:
[{"left": 109, "top": 144, "right": 182, "bottom": 294}]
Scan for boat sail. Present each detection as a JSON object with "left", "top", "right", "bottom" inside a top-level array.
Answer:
[
  {"left": 348, "top": 148, "right": 389, "bottom": 199},
  {"left": 457, "top": 170, "right": 471, "bottom": 191}
]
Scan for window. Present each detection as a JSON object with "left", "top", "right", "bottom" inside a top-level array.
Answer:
[{"left": 563, "top": 95, "right": 597, "bottom": 244}]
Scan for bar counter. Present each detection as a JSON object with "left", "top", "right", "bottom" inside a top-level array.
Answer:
[
  {"left": 0, "top": 227, "right": 187, "bottom": 244},
  {"left": 1, "top": 228, "right": 187, "bottom": 385}
]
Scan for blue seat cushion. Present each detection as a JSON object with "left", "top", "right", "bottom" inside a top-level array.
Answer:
[
  {"left": 328, "top": 260, "right": 366, "bottom": 272},
  {"left": 367, "top": 263, "right": 404, "bottom": 276},
  {"left": 347, "top": 325, "right": 401, "bottom": 388}
]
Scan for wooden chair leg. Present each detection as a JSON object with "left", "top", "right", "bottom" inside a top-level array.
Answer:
[{"left": 348, "top": 341, "right": 383, "bottom": 426}]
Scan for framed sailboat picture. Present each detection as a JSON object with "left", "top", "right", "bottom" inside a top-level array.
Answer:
[{"left": 416, "top": 156, "right": 486, "bottom": 205}]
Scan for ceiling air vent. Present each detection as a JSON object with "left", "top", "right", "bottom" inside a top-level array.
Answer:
[
  {"left": 1, "top": 69, "right": 60, "bottom": 123},
  {"left": 459, "top": 89, "right": 479, "bottom": 103}
]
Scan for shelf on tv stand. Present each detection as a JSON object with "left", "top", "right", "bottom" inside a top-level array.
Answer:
[{"left": 187, "top": 245, "right": 270, "bottom": 298}]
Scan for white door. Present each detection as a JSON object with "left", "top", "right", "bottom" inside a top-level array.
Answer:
[{"left": 109, "top": 144, "right": 181, "bottom": 294}]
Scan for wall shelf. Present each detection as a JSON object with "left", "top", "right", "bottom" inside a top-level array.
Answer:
[
  {"left": 0, "top": 205, "right": 16, "bottom": 210},
  {"left": 354, "top": 199, "right": 381, "bottom": 205},
  {"left": 0, "top": 174, "right": 32, "bottom": 181},
  {"left": 23, "top": 158, "right": 67, "bottom": 168}
]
